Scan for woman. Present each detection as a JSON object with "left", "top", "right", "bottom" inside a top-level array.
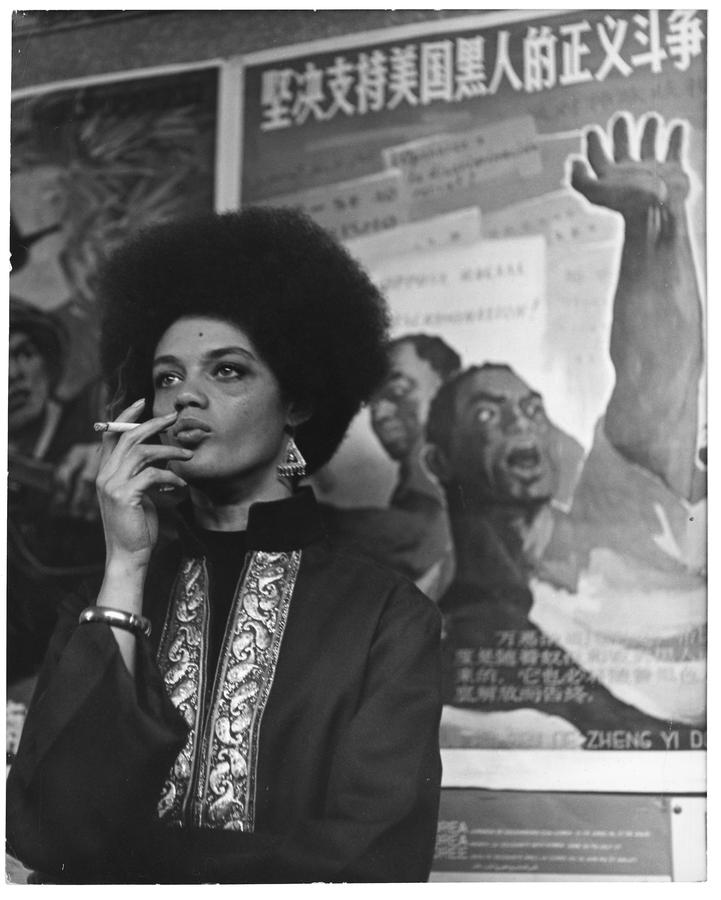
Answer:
[{"left": 6, "top": 208, "right": 443, "bottom": 884}]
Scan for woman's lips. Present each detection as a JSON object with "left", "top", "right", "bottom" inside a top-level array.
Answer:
[
  {"left": 173, "top": 418, "right": 211, "bottom": 446},
  {"left": 174, "top": 428, "right": 210, "bottom": 446}
]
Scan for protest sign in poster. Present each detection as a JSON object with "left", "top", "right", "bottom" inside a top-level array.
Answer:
[{"left": 240, "top": 10, "right": 706, "bottom": 755}]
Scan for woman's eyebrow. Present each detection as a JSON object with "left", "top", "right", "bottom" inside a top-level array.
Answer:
[
  {"left": 152, "top": 354, "right": 181, "bottom": 368},
  {"left": 204, "top": 346, "right": 256, "bottom": 362},
  {"left": 152, "top": 347, "right": 257, "bottom": 367}
]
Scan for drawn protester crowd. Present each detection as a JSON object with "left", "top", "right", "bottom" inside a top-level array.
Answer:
[
  {"left": 357, "top": 113, "right": 706, "bottom": 749},
  {"left": 8, "top": 299, "right": 106, "bottom": 689}
]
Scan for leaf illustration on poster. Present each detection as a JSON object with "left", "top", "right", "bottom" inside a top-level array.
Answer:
[
  {"left": 11, "top": 69, "right": 217, "bottom": 396},
  {"left": 241, "top": 8, "right": 707, "bottom": 754}
]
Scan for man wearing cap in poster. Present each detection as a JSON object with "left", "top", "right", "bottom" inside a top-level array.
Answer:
[
  {"left": 8, "top": 297, "right": 106, "bottom": 691},
  {"left": 367, "top": 333, "right": 461, "bottom": 596}
]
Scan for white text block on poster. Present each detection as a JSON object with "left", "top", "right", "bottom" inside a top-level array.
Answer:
[
  {"left": 370, "top": 234, "right": 546, "bottom": 382},
  {"left": 382, "top": 116, "right": 542, "bottom": 207},
  {"left": 345, "top": 206, "right": 482, "bottom": 267},
  {"left": 260, "top": 169, "right": 409, "bottom": 243}
]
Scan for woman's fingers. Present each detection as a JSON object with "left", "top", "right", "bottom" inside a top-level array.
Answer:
[
  {"left": 99, "top": 410, "right": 179, "bottom": 479},
  {"left": 124, "top": 443, "right": 194, "bottom": 476},
  {"left": 112, "top": 410, "right": 178, "bottom": 451},
  {"left": 98, "top": 398, "right": 147, "bottom": 468},
  {"left": 114, "top": 397, "right": 147, "bottom": 423},
  {"left": 132, "top": 467, "right": 188, "bottom": 494},
  {"left": 98, "top": 443, "right": 192, "bottom": 492},
  {"left": 101, "top": 466, "right": 188, "bottom": 509}
]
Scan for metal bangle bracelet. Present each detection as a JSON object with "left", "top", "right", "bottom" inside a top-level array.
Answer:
[{"left": 78, "top": 605, "right": 152, "bottom": 639}]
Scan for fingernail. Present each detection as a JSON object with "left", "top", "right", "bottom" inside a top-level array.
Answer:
[{"left": 131, "top": 398, "right": 146, "bottom": 408}]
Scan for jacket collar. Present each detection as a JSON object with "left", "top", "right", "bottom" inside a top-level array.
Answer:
[{"left": 173, "top": 486, "right": 326, "bottom": 555}]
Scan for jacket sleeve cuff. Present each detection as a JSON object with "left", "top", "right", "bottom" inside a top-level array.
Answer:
[{"left": 11, "top": 622, "right": 187, "bottom": 788}]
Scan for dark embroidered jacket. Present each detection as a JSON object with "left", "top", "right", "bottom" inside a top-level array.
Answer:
[{"left": 7, "top": 489, "right": 443, "bottom": 883}]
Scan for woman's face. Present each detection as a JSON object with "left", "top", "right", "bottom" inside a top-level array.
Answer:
[{"left": 152, "top": 316, "right": 294, "bottom": 489}]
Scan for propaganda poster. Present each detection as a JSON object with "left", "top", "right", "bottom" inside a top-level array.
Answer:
[{"left": 239, "top": 9, "right": 707, "bottom": 757}]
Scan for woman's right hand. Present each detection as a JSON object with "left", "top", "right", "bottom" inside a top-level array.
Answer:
[{"left": 96, "top": 398, "right": 193, "bottom": 570}]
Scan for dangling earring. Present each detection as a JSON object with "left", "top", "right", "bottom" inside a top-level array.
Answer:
[{"left": 277, "top": 430, "right": 307, "bottom": 480}]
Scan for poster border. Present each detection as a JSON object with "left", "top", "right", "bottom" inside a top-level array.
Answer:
[
  {"left": 10, "top": 57, "right": 225, "bottom": 100},
  {"left": 441, "top": 749, "right": 706, "bottom": 793},
  {"left": 239, "top": 9, "right": 563, "bottom": 68},
  {"left": 217, "top": 56, "right": 245, "bottom": 212}
]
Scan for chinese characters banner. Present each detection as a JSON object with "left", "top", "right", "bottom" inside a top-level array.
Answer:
[{"left": 240, "top": 9, "right": 707, "bottom": 755}]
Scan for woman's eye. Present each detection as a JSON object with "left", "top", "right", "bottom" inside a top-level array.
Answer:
[
  {"left": 215, "top": 363, "right": 244, "bottom": 379},
  {"left": 154, "top": 372, "right": 180, "bottom": 389}
]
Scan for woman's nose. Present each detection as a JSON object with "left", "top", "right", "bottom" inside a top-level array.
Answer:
[{"left": 174, "top": 383, "right": 208, "bottom": 411}]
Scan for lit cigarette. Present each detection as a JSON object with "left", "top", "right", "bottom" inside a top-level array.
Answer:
[{"left": 93, "top": 421, "right": 141, "bottom": 433}]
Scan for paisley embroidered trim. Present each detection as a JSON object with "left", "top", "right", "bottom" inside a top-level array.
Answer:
[
  {"left": 156, "top": 558, "right": 208, "bottom": 824},
  {"left": 156, "top": 549, "right": 301, "bottom": 831},
  {"left": 195, "top": 549, "right": 301, "bottom": 831}
]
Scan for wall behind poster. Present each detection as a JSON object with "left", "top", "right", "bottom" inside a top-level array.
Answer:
[
  {"left": 239, "top": 10, "right": 707, "bottom": 758},
  {"left": 10, "top": 67, "right": 218, "bottom": 399}
]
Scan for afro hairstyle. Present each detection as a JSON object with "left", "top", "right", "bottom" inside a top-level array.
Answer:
[{"left": 98, "top": 206, "right": 390, "bottom": 473}]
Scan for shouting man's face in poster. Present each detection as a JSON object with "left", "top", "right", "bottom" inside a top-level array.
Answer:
[{"left": 438, "top": 366, "right": 559, "bottom": 505}]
